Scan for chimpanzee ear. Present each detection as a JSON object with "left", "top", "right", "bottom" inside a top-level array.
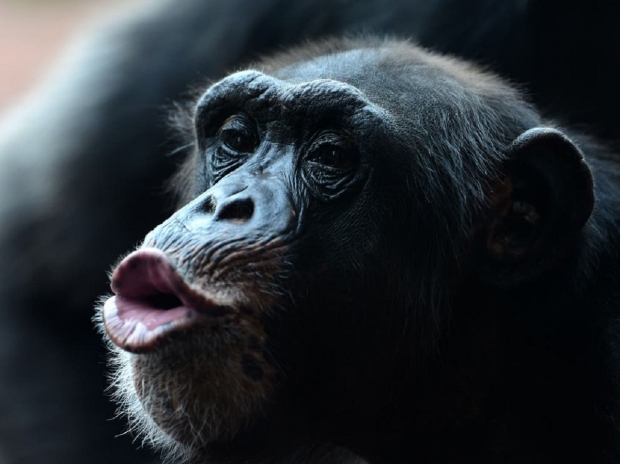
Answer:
[{"left": 475, "top": 127, "right": 594, "bottom": 287}]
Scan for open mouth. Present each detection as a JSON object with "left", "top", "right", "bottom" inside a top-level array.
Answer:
[{"left": 102, "top": 248, "right": 233, "bottom": 353}]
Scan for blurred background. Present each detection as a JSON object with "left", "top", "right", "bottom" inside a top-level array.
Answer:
[
  {"left": 0, "top": 0, "right": 135, "bottom": 112},
  {"left": 1, "top": 1, "right": 619, "bottom": 463}
]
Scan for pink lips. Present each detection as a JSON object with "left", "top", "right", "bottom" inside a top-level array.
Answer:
[{"left": 102, "top": 248, "right": 230, "bottom": 353}]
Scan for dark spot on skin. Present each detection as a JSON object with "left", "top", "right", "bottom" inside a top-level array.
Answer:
[
  {"left": 204, "top": 305, "right": 229, "bottom": 318},
  {"left": 241, "top": 354, "right": 264, "bottom": 381},
  {"left": 112, "top": 279, "right": 121, "bottom": 290}
]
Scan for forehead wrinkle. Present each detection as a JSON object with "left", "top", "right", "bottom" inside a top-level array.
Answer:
[
  {"left": 276, "top": 79, "right": 372, "bottom": 123},
  {"left": 195, "top": 70, "right": 392, "bottom": 135},
  {"left": 195, "top": 70, "right": 279, "bottom": 117}
]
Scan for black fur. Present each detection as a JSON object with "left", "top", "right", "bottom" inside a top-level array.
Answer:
[
  {"left": 102, "top": 36, "right": 620, "bottom": 463},
  {"left": 1, "top": 0, "right": 620, "bottom": 463}
]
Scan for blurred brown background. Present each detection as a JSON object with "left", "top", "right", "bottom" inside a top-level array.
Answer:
[{"left": 0, "top": 0, "right": 132, "bottom": 111}]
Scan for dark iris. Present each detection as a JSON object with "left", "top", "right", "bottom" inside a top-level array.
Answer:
[
  {"left": 310, "top": 145, "right": 354, "bottom": 169},
  {"left": 307, "top": 132, "right": 358, "bottom": 170},
  {"left": 218, "top": 115, "right": 258, "bottom": 153}
]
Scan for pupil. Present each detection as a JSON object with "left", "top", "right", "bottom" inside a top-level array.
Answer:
[
  {"left": 320, "top": 146, "right": 349, "bottom": 168},
  {"left": 223, "top": 130, "right": 253, "bottom": 152},
  {"left": 232, "top": 135, "right": 243, "bottom": 147}
]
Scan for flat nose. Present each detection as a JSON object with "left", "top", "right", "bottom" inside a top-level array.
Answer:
[{"left": 181, "top": 179, "right": 295, "bottom": 234}]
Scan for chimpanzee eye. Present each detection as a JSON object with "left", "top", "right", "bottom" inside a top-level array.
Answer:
[
  {"left": 309, "top": 144, "right": 354, "bottom": 169},
  {"left": 217, "top": 115, "right": 258, "bottom": 153},
  {"left": 307, "top": 132, "right": 358, "bottom": 170},
  {"left": 301, "top": 131, "right": 362, "bottom": 201}
]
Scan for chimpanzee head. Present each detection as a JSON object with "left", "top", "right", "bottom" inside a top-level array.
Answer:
[{"left": 99, "top": 38, "right": 593, "bottom": 462}]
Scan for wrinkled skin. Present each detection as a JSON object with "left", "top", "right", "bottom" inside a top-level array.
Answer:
[{"left": 100, "top": 39, "right": 620, "bottom": 464}]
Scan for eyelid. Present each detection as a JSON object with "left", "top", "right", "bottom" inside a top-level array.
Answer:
[
  {"left": 218, "top": 114, "right": 253, "bottom": 133},
  {"left": 311, "top": 129, "right": 354, "bottom": 145},
  {"left": 308, "top": 130, "right": 356, "bottom": 155},
  {"left": 216, "top": 113, "right": 259, "bottom": 154}
]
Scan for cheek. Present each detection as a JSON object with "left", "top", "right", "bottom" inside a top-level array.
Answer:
[{"left": 305, "top": 201, "right": 383, "bottom": 269}]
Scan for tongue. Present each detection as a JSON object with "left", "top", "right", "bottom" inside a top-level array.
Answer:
[{"left": 102, "top": 248, "right": 225, "bottom": 353}]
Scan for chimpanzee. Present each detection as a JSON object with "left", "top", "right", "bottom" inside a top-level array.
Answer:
[
  {"left": 2, "top": 1, "right": 620, "bottom": 463},
  {"left": 98, "top": 37, "right": 620, "bottom": 464}
]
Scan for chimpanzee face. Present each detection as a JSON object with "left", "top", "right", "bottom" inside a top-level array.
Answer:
[{"left": 99, "top": 40, "right": 593, "bottom": 462}]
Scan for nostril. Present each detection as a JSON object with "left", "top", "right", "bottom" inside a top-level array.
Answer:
[
  {"left": 202, "top": 195, "right": 217, "bottom": 215},
  {"left": 215, "top": 198, "right": 255, "bottom": 223}
]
